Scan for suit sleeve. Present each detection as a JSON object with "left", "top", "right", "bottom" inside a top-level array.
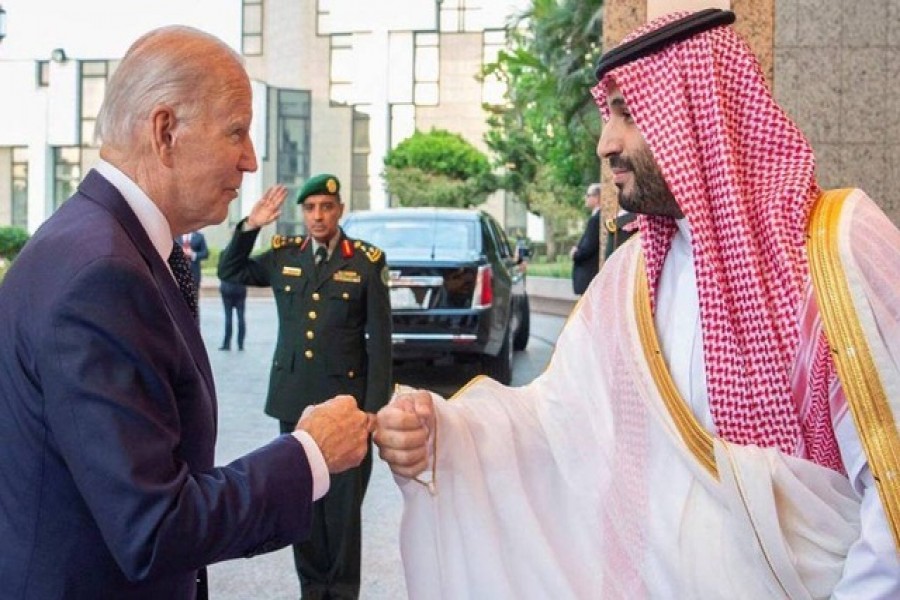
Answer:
[
  {"left": 217, "top": 219, "right": 276, "bottom": 287},
  {"left": 41, "top": 256, "right": 312, "bottom": 581},
  {"left": 572, "top": 213, "right": 601, "bottom": 265},
  {"left": 364, "top": 252, "right": 392, "bottom": 413}
]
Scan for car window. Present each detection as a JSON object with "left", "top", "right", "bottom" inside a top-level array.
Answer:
[
  {"left": 489, "top": 216, "right": 513, "bottom": 258},
  {"left": 344, "top": 217, "right": 480, "bottom": 260},
  {"left": 483, "top": 217, "right": 511, "bottom": 259}
]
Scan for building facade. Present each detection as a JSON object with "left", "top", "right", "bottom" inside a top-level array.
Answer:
[{"left": 0, "top": 0, "right": 530, "bottom": 248}]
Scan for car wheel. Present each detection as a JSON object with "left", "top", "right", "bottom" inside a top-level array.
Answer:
[
  {"left": 512, "top": 296, "right": 530, "bottom": 351},
  {"left": 483, "top": 324, "right": 513, "bottom": 385}
]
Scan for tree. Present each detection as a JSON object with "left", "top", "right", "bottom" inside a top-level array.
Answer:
[
  {"left": 481, "top": 0, "right": 604, "bottom": 255},
  {"left": 383, "top": 128, "right": 496, "bottom": 208}
]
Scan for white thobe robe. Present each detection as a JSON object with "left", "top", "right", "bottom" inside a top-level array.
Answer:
[{"left": 396, "top": 190, "right": 900, "bottom": 598}]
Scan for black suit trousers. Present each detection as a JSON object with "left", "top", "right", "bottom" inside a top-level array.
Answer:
[{"left": 220, "top": 291, "right": 246, "bottom": 349}]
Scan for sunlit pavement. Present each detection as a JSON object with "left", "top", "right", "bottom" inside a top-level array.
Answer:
[{"left": 200, "top": 295, "right": 566, "bottom": 599}]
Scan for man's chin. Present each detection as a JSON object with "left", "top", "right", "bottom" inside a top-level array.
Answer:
[{"left": 617, "top": 192, "right": 637, "bottom": 213}]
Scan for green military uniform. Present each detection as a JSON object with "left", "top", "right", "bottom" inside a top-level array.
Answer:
[
  {"left": 218, "top": 175, "right": 391, "bottom": 599},
  {"left": 219, "top": 227, "right": 391, "bottom": 418}
]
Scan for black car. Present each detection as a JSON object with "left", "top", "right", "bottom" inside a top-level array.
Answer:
[{"left": 342, "top": 208, "right": 530, "bottom": 384}]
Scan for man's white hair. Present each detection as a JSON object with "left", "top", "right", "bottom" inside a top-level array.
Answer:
[{"left": 95, "top": 25, "right": 244, "bottom": 149}]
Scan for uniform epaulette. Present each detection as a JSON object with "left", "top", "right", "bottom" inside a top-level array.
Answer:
[
  {"left": 272, "top": 234, "right": 304, "bottom": 250},
  {"left": 352, "top": 239, "right": 383, "bottom": 263}
]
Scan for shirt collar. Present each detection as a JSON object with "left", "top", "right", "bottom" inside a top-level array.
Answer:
[
  {"left": 311, "top": 232, "right": 340, "bottom": 259},
  {"left": 94, "top": 159, "right": 174, "bottom": 263},
  {"left": 671, "top": 217, "right": 693, "bottom": 259}
]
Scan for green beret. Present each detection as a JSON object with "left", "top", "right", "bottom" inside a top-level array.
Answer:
[{"left": 297, "top": 173, "right": 341, "bottom": 204}]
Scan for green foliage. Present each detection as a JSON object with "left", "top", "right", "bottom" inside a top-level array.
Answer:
[
  {"left": 203, "top": 247, "right": 222, "bottom": 276},
  {"left": 526, "top": 256, "right": 572, "bottom": 279},
  {"left": 386, "top": 129, "right": 491, "bottom": 179},
  {"left": 481, "top": 0, "right": 604, "bottom": 212},
  {"left": 0, "top": 226, "right": 30, "bottom": 260},
  {"left": 383, "top": 129, "right": 496, "bottom": 207},
  {"left": 383, "top": 166, "right": 493, "bottom": 208}
]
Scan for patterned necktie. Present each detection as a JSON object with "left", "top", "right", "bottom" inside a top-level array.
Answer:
[{"left": 168, "top": 241, "right": 198, "bottom": 318}]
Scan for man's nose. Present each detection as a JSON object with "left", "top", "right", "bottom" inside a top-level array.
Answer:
[
  {"left": 597, "top": 122, "right": 622, "bottom": 159},
  {"left": 240, "top": 138, "right": 258, "bottom": 173}
]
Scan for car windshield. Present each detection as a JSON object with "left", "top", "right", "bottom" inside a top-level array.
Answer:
[{"left": 344, "top": 217, "right": 480, "bottom": 261}]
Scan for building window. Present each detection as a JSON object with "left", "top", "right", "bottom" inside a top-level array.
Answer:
[
  {"left": 53, "top": 147, "right": 81, "bottom": 211},
  {"left": 440, "top": 0, "right": 482, "bottom": 33},
  {"left": 36, "top": 61, "right": 50, "bottom": 87},
  {"left": 275, "top": 89, "right": 311, "bottom": 235},
  {"left": 351, "top": 107, "right": 371, "bottom": 211},
  {"left": 80, "top": 61, "right": 108, "bottom": 147},
  {"left": 329, "top": 34, "right": 353, "bottom": 105},
  {"left": 242, "top": 0, "right": 263, "bottom": 55},
  {"left": 414, "top": 32, "right": 439, "bottom": 106},
  {"left": 11, "top": 147, "right": 28, "bottom": 229},
  {"left": 482, "top": 29, "right": 507, "bottom": 106}
]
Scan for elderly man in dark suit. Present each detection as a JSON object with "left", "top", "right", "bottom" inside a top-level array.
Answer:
[
  {"left": 219, "top": 173, "right": 392, "bottom": 600},
  {"left": 0, "top": 26, "right": 372, "bottom": 600}
]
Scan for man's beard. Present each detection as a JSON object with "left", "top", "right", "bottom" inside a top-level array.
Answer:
[{"left": 610, "top": 147, "right": 682, "bottom": 218}]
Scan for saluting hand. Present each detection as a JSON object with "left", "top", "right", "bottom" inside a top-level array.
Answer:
[
  {"left": 297, "top": 395, "right": 375, "bottom": 474},
  {"left": 245, "top": 184, "right": 288, "bottom": 230},
  {"left": 374, "top": 389, "right": 435, "bottom": 479}
]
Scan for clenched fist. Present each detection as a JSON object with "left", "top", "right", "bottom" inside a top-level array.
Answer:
[
  {"left": 374, "top": 389, "right": 435, "bottom": 479},
  {"left": 297, "top": 395, "right": 375, "bottom": 474}
]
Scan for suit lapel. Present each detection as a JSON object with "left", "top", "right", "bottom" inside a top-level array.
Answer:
[{"left": 78, "top": 171, "right": 216, "bottom": 397}]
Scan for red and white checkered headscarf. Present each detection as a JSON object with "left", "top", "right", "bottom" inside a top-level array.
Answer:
[{"left": 592, "top": 13, "right": 842, "bottom": 467}]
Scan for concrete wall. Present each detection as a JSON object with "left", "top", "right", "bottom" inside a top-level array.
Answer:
[{"left": 774, "top": 0, "right": 900, "bottom": 224}]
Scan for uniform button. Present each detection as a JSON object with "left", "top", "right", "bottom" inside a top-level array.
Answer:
[
  {"left": 312, "top": 292, "right": 320, "bottom": 301},
  {"left": 348, "top": 370, "right": 355, "bottom": 379},
  {"left": 342, "top": 292, "right": 349, "bottom": 300},
  {"left": 308, "top": 311, "right": 317, "bottom": 320},
  {"left": 305, "top": 350, "right": 314, "bottom": 359},
  {"left": 284, "top": 285, "right": 292, "bottom": 292},
  {"left": 306, "top": 331, "right": 314, "bottom": 340}
]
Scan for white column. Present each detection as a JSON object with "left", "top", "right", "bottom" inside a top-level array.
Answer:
[{"left": 366, "top": 26, "right": 390, "bottom": 211}]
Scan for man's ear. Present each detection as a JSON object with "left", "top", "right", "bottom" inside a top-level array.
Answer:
[{"left": 150, "top": 105, "right": 177, "bottom": 167}]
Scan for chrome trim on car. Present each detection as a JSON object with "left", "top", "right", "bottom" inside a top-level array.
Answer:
[{"left": 392, "top": 333, "right": 478, "bottom": 342}]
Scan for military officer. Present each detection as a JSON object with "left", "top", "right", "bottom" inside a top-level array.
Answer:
[{"left": 218, "top": 174, "right": 392, "bottom": 599}]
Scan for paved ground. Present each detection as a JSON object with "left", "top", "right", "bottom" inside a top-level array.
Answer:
[{"left": 199, "top": 295, "right": 566, "bottom": 599}]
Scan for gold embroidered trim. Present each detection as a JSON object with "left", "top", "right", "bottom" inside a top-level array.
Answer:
[
  {"left": 634, "top": 254, "right": 718, "bottom": 478},
  {"left": 808, "top": 188, "right": 900, "bottom": 552}
]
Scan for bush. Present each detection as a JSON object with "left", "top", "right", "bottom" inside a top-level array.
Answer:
[
  {"left": 0, "top": 226, "right": 29, "bottom": 260},
  {"left": 383, "top": 129, "right": 496, "bottom": 207},
  {"left": 385, "top": 129, "right": 491, "bottom": 180}
]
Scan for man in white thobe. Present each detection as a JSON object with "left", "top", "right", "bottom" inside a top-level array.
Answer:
[{"left": 374, "top": 9, "right": 900, "bottom": 599}]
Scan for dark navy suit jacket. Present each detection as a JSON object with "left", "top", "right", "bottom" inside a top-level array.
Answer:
[
  {"left": 0, "top": 170, "right": 313, "bottom": 599},
  {"left": 571, "top": 210, "right": 601, "bottom": 295}
]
